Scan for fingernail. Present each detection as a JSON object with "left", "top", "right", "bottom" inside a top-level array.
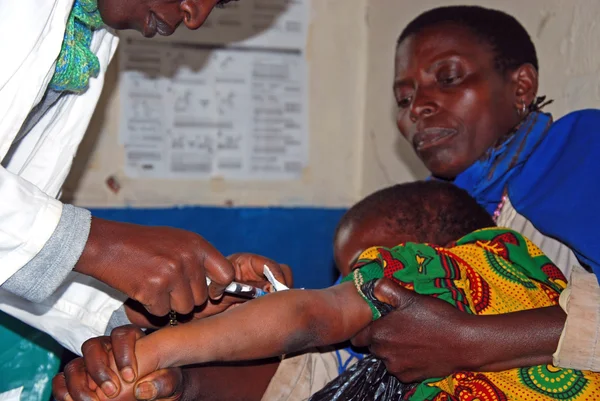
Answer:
[
  {"left": 121, "top": 367, "right": 136, "bottom": 383},
  {"left": 135, "top": 382, "right": 157, "bottom": 400},
  {"left": 101, "top": 381, "right": 117, "bottom": 397}
]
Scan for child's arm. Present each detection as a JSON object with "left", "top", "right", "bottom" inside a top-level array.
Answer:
[{"left": 134, "top": 281, "right": 373, "bottom": 374}]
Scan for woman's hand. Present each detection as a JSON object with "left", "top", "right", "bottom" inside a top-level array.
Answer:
[{"left": 354, "top": 278, "right": 566, "bottom": 383}]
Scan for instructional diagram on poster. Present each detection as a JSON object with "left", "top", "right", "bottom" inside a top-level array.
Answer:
[{"left": 118, "top": 0, "right": 309, "bottom": 179}]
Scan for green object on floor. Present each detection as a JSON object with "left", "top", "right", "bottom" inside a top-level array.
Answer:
[{"left": 0, "top": 311, "right": 63, "bottom": 401}]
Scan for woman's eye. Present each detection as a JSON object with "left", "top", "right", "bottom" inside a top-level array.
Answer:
[
  {"left": 397, "top": 96, "right": 412, "bottom": 108},
  {"left": 438, "top": 75, "right": 459, "bottom": 86}
]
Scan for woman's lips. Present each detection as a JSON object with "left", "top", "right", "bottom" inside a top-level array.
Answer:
[
  {"left": 155, "top": 14, "right": 176, "bottom": 36},
  {"left": 413, "top": 127, "right": 458, "bottom": 151},
  {"left": 143, "top": 12, "right": 175, "bottom": 38}
]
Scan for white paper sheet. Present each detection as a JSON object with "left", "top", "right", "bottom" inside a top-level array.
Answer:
[
  {"left": 0, "top": 387, "right": 22, "bottom": 401},
  {"left": 118, "top": 0, "right": 309, "bottom": 179}
]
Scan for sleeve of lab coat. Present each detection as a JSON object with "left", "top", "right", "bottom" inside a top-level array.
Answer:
[{"left": 0, "top": 273, "right": 127, "bottom": 355}]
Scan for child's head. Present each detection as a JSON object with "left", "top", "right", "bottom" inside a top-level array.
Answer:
[{"left": 334, "top": 181, "right": 494, "bottom": 276}]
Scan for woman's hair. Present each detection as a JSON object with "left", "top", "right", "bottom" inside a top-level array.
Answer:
[
  {"left": 337, "top": 180, "right": 495, "bottom": 246},
  {"left": 398, "top": 6, "right": 538, "bottom": 75}
]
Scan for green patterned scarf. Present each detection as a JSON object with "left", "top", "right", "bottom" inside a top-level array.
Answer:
[{"left": 49, "top": 0, "right": 105, "bottom": 93}]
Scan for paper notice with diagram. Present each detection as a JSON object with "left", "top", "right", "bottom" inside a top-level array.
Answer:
[{"left": 118, "top": 0, "right": 309, "bottom": 179}]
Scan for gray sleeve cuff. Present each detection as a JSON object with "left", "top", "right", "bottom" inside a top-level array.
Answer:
[
  {"left": 105, "top": 305, "right": 134, "bottom": 335},
  {"left": 1, "top": 204, "right": 92, "bottom": 302}
]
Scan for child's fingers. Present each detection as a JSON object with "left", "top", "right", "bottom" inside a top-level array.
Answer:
[
  {"left": 81, "top": 336, "right": 121, "bottom": 398},
  {"left": 63, "top": 358, "right": 102, "bottom": 401}
]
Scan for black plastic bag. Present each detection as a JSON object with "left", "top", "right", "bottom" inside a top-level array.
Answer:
[
  {"left": 309, "top": 355, "right": 416, "bottom": 401},
  {"left": 310, "top": 280, "right": 417, "bottom": 401}
]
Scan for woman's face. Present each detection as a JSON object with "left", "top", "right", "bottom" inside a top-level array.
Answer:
[{"left": 394, "top": 24, "right": 522, "bottom": 179}]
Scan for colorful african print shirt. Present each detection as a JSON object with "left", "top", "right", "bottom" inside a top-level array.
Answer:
[{"left": 342, "top": 228, "right": 600, "bottom": 401}]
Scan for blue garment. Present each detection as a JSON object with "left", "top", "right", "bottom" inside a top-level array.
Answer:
[
  {"left": 454, "top": 109, "right": 600, "bottom": 279},
  {"left": 453, "top": 112, "right": 553, "bottom": 215}
]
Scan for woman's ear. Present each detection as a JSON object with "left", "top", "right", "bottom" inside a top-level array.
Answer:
[{"left": 510, "top": 63, "right": 539, "bottom": 108}]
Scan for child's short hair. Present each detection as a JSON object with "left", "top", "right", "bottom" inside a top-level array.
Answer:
[{"left": 337, "top": 180, "right": 495, "bottom": 245}]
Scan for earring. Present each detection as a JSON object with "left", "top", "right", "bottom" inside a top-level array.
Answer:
[{"left": 518, "top": 99, "right": 527, "bottom": 117}]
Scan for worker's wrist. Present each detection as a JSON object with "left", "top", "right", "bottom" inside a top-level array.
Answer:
[
  {"left": 73, "top": 216, "right": 113, "bottom": 279},
  {"left": 124, "top": 299, "right": 171, "bottom": 329}
]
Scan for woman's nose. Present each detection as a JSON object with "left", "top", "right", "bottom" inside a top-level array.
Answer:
[{"left": 409, "top": 89, "right": 438, "bottom": 123}]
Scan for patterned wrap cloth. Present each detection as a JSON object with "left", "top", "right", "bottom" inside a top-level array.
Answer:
[{"left": 342, "top": 227, "right": 600, "bottom": 401}]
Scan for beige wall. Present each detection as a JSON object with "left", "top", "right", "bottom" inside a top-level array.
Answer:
[{"left": 65, "top": 0, "right": 600, "bottom": 208}]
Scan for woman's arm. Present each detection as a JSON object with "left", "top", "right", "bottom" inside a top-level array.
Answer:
[
  {"left": 135, "top": 281, "right": 372, "bottom": 374},
  {"left": 351, "top": 283, "right": 565, "bottom": 383}
]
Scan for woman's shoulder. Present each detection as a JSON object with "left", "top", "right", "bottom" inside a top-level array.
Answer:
[
  {"left": 509, "top": 107, "right": 600, "bottom": 211},
  {"left": 552, "top": 109, "right": 600, "bottom": 133},
  {"left": 534, "top": 108, "right": 600, "bottom": 160},
  {"left": 508, "top": 108, "right": 600, "bottom": 205},
  {"left": 525, "top": 108, "right": 600, "bottom": 161},
  {"left": 508, "top": 109, "right": 600, "bottom": 278}
]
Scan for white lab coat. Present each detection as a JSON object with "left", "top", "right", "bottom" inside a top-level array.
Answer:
[{"left": 0, "top": 0, "right": 127, "bottom": 354}]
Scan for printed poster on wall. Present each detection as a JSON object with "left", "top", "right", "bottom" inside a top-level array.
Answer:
[{"left": 118, "top": 0, "right": 310, "bottom": 180}]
